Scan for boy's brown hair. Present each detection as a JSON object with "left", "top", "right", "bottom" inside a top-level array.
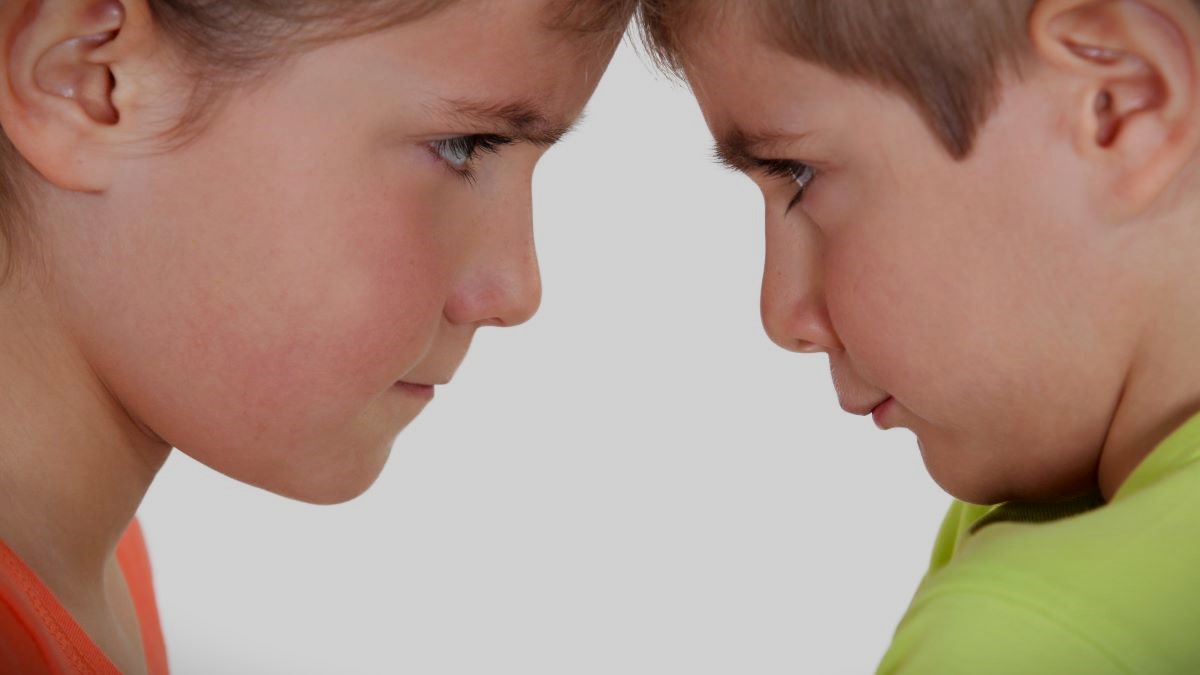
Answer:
[
  {"left": 0, "top": 0, "right": 637, "bottom": 283},
  {"left": 639, "top": 0, "right": 1197, "bottom": 158}
]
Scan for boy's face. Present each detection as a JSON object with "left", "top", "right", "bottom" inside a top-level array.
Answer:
[
  {"left": 46, "top": 0, "right": 617, "bottom": 503},
  {"left": 682, "top": 16, "right": 1146, "bottom": 503}
]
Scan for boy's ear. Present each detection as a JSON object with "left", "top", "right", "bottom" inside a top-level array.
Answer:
[
  {"left": 1, "top": 0, "right": 157, "bottom": 193},
  {"left": 1029, "top": 0, "right": 1200, "bottom": 219}
]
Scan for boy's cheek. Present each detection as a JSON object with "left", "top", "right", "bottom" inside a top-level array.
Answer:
[
  {"left": 823, "top": 231, "right": 992, "bottom": 428},
  {"left": 823, "top": 235, "right": 929, "bottom": 386}
]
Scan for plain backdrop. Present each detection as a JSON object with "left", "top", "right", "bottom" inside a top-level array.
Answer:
[{"left": 140, "top": 37, "right": 951, "bottom": 675}]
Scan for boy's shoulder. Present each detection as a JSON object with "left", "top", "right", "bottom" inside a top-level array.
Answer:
[{"left": 880, "top": 414, "right": 1200, "bottom": 674}]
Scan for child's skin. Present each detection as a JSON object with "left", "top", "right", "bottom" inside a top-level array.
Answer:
[
  {"left": 0, "top": 0, "right": 618, "bottom": 671},
  {"left": 675, "top": 0, "right": 1200, "bottom": 503}
]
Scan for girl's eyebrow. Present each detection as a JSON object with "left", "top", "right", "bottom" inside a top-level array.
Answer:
[{"left": 436, "top": 97, "right": 585, "bottom": 146}]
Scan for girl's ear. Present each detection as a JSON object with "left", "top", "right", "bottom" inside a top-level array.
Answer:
[{"left": 0, "top": 0, "right": 162, "bottom": 193}]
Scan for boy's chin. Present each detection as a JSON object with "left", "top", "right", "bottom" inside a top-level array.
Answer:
[
  {"left": 919, "top": 441, "right": 990, "bottom": 505},
  {"left": 919, "top": 434, "right": 1096, "bottom": 506}
]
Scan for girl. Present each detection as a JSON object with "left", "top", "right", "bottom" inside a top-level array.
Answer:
[{"left": 0, "top": 0, "right": 633, "bottom": 672}]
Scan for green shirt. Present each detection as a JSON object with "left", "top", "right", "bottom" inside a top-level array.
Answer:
[{"left": 878, "top": 413, "right": 1200, "bottom": 674}]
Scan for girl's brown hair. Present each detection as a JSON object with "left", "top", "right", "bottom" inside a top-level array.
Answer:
[{"left": 0, "top": 0, "right": 637, "bottom": 283}]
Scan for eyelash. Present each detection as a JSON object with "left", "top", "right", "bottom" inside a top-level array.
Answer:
[
  {"left": 760, "top": 159, "right": 818, "bottom": 212},
  {"left": 428, "top": 134, "right": 516, "bottom": 182}
]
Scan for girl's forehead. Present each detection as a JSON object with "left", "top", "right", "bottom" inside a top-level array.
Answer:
[
  {"left": 336, "top": 1, "right": 618, "bottom": 111},
  {"left": 423, "top": 0, "right": 633, "bottom": 39}
]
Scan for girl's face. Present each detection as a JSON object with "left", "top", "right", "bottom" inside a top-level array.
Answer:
[{"left": 40, "top": 0, "right": 618, "bottom": 503}]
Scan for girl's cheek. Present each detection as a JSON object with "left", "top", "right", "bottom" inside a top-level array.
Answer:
[
  {"left": 318, "top": 213, "right": 450, "bottom": 382},
  {"left": 199, "top": 199, "right": 450, "bottom": 403}
]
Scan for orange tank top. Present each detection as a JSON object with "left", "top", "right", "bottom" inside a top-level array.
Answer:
[{"left": 0, "top": 518, "right": 169, "bottom": 674}]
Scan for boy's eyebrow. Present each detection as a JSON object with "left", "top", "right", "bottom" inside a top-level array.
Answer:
[
  {"left": 712, "top": 127, "right": 806, "bottom": 173},
  {"left": 436, "top": 97, "right": 585, "bottom": 147}
]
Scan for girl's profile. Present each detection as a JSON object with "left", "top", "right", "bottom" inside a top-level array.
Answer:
[{"left": 0, "top": 1, "right": 633, "bottom": 672}]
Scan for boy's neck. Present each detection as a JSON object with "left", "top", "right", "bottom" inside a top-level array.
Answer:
[
  {"left": 1097, "top": 325, "right": 1200, "bottom": 500},
  {"left": 1096, "top": 213, "right": 1200, "bottom": 501},
  {"left": 0, "top": 270, "right": 170, "bottom": 599}
]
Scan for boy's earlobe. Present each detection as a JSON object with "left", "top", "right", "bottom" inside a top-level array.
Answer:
[
  {"left": 1, "top": 0, "right": 139, "bottom": 193},
  {"left": 1029, "top": 0, "right": 1200, "bottom": 218}
]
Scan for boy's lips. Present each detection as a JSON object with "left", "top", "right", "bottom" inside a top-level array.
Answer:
[
  {"left": 870, "top": 397, "right": 897, "bottom": 429},
  {"left": 842, "top": 395, "right": 892, "bottom": 417}
]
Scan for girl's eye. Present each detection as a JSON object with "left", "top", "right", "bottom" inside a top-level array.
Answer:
[
  {"left": 761, "top": 160, "right": 819, "bottom": 213},
  {"left": 429, "top": 134, "right": 515, "bottom": 180}
]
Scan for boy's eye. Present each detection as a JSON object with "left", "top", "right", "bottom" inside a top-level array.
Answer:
[
  {"left": 761, "top": 159, "right": 818, "bottom": 213},
  {"left": 429, "top": 134, "right": 515, "bottom": 179}
]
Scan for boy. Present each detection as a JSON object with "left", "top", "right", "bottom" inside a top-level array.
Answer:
[
  {"left": 0, "top": 0, "right": 633, "bottom": 672},
  {"left": 639, "top": 0, "right": 1200, "bottom": 671}
]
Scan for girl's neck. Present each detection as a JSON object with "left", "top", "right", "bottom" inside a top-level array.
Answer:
[{"left": 0, "top": 271, "right": 170, "bottom": 597}]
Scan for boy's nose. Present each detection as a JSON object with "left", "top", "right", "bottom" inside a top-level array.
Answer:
[
  {"left": 760, "top": 288, "right": 841, "bottom": 354},
  {"left": 760, "top": 221, "right": 842, "bottom": 354}
]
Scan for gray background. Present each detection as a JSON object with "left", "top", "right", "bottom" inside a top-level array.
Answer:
[{"left": 141, "top": 39, "right": 950, "bottom": 675}]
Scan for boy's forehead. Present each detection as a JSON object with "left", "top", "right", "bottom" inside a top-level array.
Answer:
[
  {"left": 680, "top": 4, "right": 807, "bottom": 107},
  {"left": 687, "top": 32, "right": 904, "bottom": 172},
  {"left": 645, "top": 0, "right": 767, "bottom": 75},
  {"left": 687, "top": 36, "right": 831, "bottom": 143}
]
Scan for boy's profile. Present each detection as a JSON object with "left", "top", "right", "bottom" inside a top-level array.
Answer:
[
  {"left": 639, "top": 0, "right": 1200, "bottom": 671},
  {"left": 0, "top": 0, "right": 633, "bottom": 672}
]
